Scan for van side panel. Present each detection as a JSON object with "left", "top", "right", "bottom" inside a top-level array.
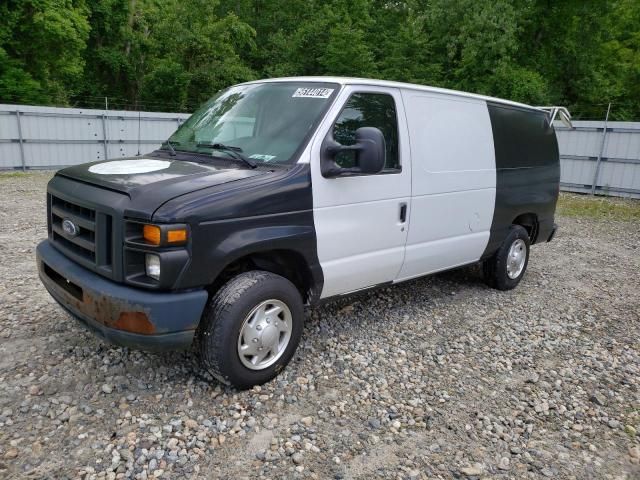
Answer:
[
  {"left": 395, "top": 92, "right": 496, "bottom": 281},
  {"left": 483, "top": 103, "right": 560, "bottom": 258}
]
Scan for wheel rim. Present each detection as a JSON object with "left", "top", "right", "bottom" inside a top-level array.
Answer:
[
  {"left": 506, "top": 238, "right": 527, "bottom": 279},
  {"left": 237, "top": 299, "right": 292, "bottom": 370}
]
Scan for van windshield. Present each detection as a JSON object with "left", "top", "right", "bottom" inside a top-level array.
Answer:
[{"left": 165, "top": 82, "right": 339, "bottom": 165}]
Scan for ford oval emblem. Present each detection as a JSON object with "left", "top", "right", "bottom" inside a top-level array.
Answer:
[{"left": 62, "top": 218, "right": 79, "bottom": 237}]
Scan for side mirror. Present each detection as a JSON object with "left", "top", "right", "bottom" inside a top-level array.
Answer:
[{"left": 321, "top": 127, "right": 386, "bottom": 178}]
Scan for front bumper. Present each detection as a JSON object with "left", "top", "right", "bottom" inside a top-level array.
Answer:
[{"left": 36, "top": 240, "right": 208, "bottom": 350}]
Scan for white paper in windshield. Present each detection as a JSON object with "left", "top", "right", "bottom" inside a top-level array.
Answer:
[
  {"left": 250, "top": 154, "right": 276, "bottom": 161},
  {"left": 292, "top": 87, "right": 334, "bottom": 99}
]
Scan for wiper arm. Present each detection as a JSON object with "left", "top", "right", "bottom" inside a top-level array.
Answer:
[
  {"left": 196, "top": 142, "right": 257, "bottom": 169},
  {"left": 161, "top": 140, "right": 179, "bottom": 156}
]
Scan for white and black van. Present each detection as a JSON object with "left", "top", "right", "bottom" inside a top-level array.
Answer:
[{"left": 37, "top": 77, "right": 563, "bottom": 388}]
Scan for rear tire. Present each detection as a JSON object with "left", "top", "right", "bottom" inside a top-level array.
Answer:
[
  {"left": 483, "top": 225, "right": 530, "bottom": 291},
  {"left": 196, "top": 271, "right": 304, "bottom": 389}
]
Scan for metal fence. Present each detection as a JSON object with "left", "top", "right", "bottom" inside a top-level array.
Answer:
[
  {"left": 0, "top": 104, "right": 189, "bottom": 170},
  {"left": 555, "top": 120, "right": 640, "bottom": 198},
  {"left": 1, "top": 103, "right": 639, "bottom": 198}
]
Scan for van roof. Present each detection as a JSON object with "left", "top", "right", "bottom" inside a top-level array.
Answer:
[{"left": 243, "top": 76, "right": 541, "bottom": 113}]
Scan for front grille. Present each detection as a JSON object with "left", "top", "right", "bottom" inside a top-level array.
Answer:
[{"left": 50, "top": 195, "right": 113, "bottom": 271}]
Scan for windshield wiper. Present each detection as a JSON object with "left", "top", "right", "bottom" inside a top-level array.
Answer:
[
  {"left": 196, "top": 143, "right": 257, "bottom": 169},
  {"left": 161, "top": 140, "right": 179, "bottom": 156}
]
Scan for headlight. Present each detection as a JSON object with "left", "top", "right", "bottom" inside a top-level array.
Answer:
[{"left": 145, "top": 254, "right": 161, "bottom": 280}]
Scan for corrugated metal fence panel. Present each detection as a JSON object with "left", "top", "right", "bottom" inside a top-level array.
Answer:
[
  {"left": 2, "top": 104, "right": 639, "bottom": 198},
  {"left": 0, "top": 104, "right": 189, "bottom": 169},
  {"left": 555, "top": 120, "right": 640, "bottom": 198}
]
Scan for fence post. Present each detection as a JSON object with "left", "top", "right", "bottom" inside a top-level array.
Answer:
[
  {"left": 591, "top": 103, "right": 611, "bottom": 195},
  {"left": 137, "top": 108, "right": 141, "bottom": 156},
  {"left": 101, "top": 113, "right": 109, "bottom": 160},
  {"left": 15, "top": 110, "right": 26, "bottom": 171}
]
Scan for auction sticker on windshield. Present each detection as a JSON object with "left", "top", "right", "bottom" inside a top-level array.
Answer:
[{"left": 292, "top": 87, "right": 334, "bottom": 99}]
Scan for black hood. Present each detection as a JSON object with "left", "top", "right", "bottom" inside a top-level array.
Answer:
[{"left": 57, "top": 157, "right": 265, "bottom": 200}]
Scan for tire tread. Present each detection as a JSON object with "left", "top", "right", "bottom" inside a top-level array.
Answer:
[{"left": 196, "top": 271, "right": 302, "bottom": 388}]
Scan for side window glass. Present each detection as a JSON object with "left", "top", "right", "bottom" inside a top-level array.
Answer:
[{"left": 332, "top": 93, "right": 400, "bottom": 171}]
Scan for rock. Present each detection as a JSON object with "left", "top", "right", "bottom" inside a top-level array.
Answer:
[
  {"left": 629, "top": 446, "right": 640, "bottom": 459},
  {"left": 300, "top": 416, "right": 313, "bottom": 427},
  {"left": 368, "top": 418, "right": 381, "bottom": 429},
  {"left": 525, "top": 373, "right": 540, "bottom": 384},
  {"left": 292, "top": 452, "right": 303, "bottom": 465},
  {"left": 4, "top": 448, "right": 18, "bottom": 459},
  {"left": 28, "top": 385, "right": 40, "bottom": 396},
  {"left": 498, "top": 457, "right": 510, "bottom": 470},
  {"left": 460, "top": 466, "right": 483, "bottom": 476},
  {"left": 101, "top": 384, "right": 113, "bottom": 394},
  {"left": 264, "top": 451, "right": 280, "bottom": 461},
  {"left": 167, "top": 438, "right": 179, "bottom": 450},
  {"left": 607, "top": 419, "right": 620, "bottom": 429},
  {"left": 589, "top": 392, "right": 607, "bottom": 406}
]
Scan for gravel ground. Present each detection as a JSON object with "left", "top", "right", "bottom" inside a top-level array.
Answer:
[{"left": 0, "top": 171, "right": 639, "bottom": 480}]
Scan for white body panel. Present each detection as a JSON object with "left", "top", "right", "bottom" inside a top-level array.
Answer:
[
  {"left": 396, "top": 92, "right": 496, "bottom": 280},
  {"left": 310, "top": 86, "right": 412, "bottom": 298},
  {"left": 306, "top": 81, "right": 498, "bottom": 298},
  {"left": 397, "top": 91, "right": 496, "bottom": 281}
]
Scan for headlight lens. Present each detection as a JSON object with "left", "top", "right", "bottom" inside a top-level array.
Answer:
[{"left": 145, "top": 254, "right": 161, "bottom": 280}]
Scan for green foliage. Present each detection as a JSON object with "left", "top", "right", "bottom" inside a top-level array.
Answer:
[
  {"left": 0, "top": 0, "right": 90, "bottom": 104},
  {"left": 0, "top": 0, "right": 639, "bottom": 119}
]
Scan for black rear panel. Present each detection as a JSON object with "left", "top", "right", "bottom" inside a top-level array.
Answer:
[{"left": 483, "top": 103, "right": 560, "bottom": 257}]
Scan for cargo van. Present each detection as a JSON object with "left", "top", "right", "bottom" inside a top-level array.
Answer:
[{"left": 37, "top": 77, "right": 564, "bottom": 388}]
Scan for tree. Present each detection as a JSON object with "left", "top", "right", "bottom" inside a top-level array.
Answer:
[
  {"left": 0, "top": 0, "right": 90, "bottom": 104},
  {"left": 1, "top": 0, "right": 639, "bottom": 119}
]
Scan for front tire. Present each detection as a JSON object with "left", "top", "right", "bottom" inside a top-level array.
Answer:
[
  {"left": 196, "top": 271, "right": 304, "bottom": 389},
  {"left": 483, "top": 225, "right": 530, "bottom": 290}
]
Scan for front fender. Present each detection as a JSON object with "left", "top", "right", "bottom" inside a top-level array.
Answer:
[{"left": 173, "top": 211, "right": 323, "bottom": 298}]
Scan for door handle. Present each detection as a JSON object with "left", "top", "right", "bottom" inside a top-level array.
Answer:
[{"left": 399, "top": 203, "right": 407, "bottom": 223}]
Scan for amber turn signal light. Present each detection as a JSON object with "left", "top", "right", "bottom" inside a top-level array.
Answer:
[
  {"left": 167, "top": 229, "right": 187, "bottom": 244},
  {"left": 143, "top": 225, "right": 161, "bottom": 245}
]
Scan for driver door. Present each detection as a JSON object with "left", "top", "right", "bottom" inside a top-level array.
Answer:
[{"left": 309, "top": 86, "right": 411, "bottom": 299}]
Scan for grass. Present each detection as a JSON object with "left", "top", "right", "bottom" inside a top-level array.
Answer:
[
  {"left": 0, "top": 171, "right": 29, "bottom": 178},
  {"left": 557, "top": 192, "right": 640, "bottom": 222}
]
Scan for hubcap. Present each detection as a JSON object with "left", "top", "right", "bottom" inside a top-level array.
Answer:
[
  {"left": 237, "top": 299, "right": 292, "bottom": 370},
  {"left": 506, "top": 238, "right": 527, "bottom": 279}
]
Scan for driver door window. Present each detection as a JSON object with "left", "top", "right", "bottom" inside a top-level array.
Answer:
[{"left": 332, "top": 93, "right": 400, "bottom": 172}]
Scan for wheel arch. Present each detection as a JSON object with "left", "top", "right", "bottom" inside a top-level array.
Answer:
[
  {"left": 207, "top": 247, "right": 321, "bottom": 305},
  {"left": 512, "top": 212, "right": 539, "bottom": 243}
]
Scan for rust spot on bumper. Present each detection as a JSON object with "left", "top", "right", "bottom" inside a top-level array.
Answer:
[
  {"left": 78, "top": 291, "right": 155, "bottom": 334},
  {"left": 114, "top": 312, "right": 155, "bottom": 334}
]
